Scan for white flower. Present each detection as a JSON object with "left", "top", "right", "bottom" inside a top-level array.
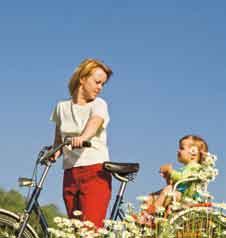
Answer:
[
  {"left": 124, "top": 214, "right": 136, "bottom": 222},
  {"left": 108, "top": 232, "right": 116, "bottom": 238},
  {"left": 61, "top": 217, "right": 72, "bottom": 227},
  {"left": 136, "top": 195, "right": 149, "bottom": 202},
  {"left": 113, "top": 221, "right": 124, "bottom": 231},
  {"left": 140, "top": 203, "right": 148, "bottom": 210},
  {"left": 203, "top": 155, "right": 215, "bottom": 166},
  {"left": 155, "top": 206, "right": 165, "bottom": 214},
  {"left": 213, "top": 202, "right": 226, "bottom": 210},
  {"left": 12, "top": 222, "right": 20, "bottom": 230},
  {"left": 47, "top": 227, "right": 55, "bottom": 233},
  {"left": 53, "top": 216, "right": 62, "bottom": 223},
  {"left": 71, "top": 218, "right": 84, "bottom": 228},
  {"left": 122, "top": 230, "right": 132, "bottom": 238},
  {"left": 78, "top": 227, "right": 89, "bottom": 234},
  {"left": 219, "top": 216, "right": 226, "bottom": 223},
  {"left": 170, "top": 202, "right": 183, "bottom": 211},
  {"left": 183, "top": 197, "right": 197, "bottom": 204},
  {"left": 73, "top": 210, "right": 82, "bottom": 216},
  {"left": 83, "top": 220, "right": 95, "bottom": 228},
  {"left": 97, "top": 227, "right": 109, "bottom": 235},
  {"left": 103, "top": 219, "right": 114, "bottom": 227}
]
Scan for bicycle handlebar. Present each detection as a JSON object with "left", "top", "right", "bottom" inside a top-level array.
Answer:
[
  {"left": 38, "top": 137, "right": 91, "bottom": 165},
  {"left": 64, "top": 137, "right": 92, "bottom": 148}
]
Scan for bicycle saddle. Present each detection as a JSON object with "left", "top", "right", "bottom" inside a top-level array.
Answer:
[{"left": 103, "top": 162, "right": 139, "bottom": 175}]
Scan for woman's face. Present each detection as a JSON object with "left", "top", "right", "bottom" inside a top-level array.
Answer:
[
  {"left": 177, "top": 138, "right": 201, "bottom": 165},
  {"left": 80, "top": 67, "right": 107, "bottom": 101}
]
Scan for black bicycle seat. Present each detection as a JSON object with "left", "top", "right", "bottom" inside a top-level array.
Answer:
[{"left": 103, "top": 162, "right": 139, "bottom": 175}]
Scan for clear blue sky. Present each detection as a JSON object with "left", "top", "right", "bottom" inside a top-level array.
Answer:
[{"left": 0, "top": 1, "right": 226, "bottom": 214}]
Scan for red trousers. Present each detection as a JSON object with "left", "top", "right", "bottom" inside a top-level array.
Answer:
[{"left": 63, "top": 163, "right": 112, "bottom": 227}]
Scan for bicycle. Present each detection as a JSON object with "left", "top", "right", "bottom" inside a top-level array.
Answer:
[{"left": 0, "top": 138, "right": 140, "bottom": 238}]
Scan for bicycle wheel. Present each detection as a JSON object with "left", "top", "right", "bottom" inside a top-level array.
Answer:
[
  {"left": 0, "top": 209, "right": 39, "bottom": 238},
  {"left": 168, "top": 207, "right": 226, "bottom": 238}
]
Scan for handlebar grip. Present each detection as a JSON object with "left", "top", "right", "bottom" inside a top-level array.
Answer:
[
  {"left": 64, "top": 137, "right": 91, "bottom": 147},
  {"left": 82, "top": 141, "right": 92, "bottom": 147},
  {"left": 64, "top": 137, "right": 72, "bottom": 145}
]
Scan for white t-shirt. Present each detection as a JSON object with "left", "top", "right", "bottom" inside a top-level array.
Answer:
[{"left": 50, "top": 97, "right": 110, "bottom": 169}]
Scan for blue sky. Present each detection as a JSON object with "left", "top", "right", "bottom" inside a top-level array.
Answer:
[{"left": 0, "top": 1, "right": 226, "bottom": 214}]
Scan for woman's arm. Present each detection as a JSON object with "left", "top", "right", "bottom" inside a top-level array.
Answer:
[
  {"left": 71, "top": 115, "right": 104, "bottom": 148},
  {"left": 52, "top": 125, "right": 63, "bottom": 160},
  {"left": 54, "top": 125, "right": 63, "bottom": 146}
]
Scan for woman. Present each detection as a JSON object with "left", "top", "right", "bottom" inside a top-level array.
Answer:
[{"left": 50, "top": 58, "right": 113, "bottom": 227}]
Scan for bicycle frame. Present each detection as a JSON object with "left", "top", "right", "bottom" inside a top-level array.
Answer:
[{"left": 15, "top": 141, "right": 139, "bottom": 238}]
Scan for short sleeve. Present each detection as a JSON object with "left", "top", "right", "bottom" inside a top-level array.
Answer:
[
  {"left": 50, "top": 103, "right": 61, "bottom": 126},
  {"left": 91, "top": 98, "right": 110, "bottom": 128},
  {"left": 171, "top": 163, "right": 201, "bottom": 182},
  {"left": 171, "top": 169, "right": 183, "bottom": 182}
]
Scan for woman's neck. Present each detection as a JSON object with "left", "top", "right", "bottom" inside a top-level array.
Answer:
[{"left": 72, "top": 89, "right": 89, "bottom": 105}]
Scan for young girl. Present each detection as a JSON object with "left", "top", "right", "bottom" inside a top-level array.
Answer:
[
  {"left": 50, "top": 59, "right": 113, "bottom": 227},
  {"left": 146, "top": 135, "right": 208, "bottom": 212}
]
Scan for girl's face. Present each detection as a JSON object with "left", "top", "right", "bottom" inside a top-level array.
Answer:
[
  {"left": 80, "top": 67, "right": 107, "bottom": 101},
  {"left": 177, "top": 138, "right": 201, "bottom": 165}
]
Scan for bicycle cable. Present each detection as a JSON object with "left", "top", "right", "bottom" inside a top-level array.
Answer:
[
  {"left": 25, "top": 147, "right": 45, "bottom": 204},
  {"left": 25, "top": 164, "right": 38, "bottom": 204}
]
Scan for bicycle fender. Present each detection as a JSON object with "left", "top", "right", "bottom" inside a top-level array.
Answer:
[{"left": 0, "top": 208, "right": 39, "bottom": 238}]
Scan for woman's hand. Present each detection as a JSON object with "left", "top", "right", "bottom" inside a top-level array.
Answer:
[
  {"left": 49, "top": 149, "right": 62, "bottom": 163},
  {"left": 71, "top": 136, "right": 85, "bottom": 148},
  {"left": 50, "top": 125, "right": 63, "bottom": 162}
]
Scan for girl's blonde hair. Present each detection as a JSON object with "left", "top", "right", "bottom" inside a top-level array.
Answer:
[
  {"left": 68, "top": 58, "right": 113, "bottom": 96},
  {"left": 179, "top": 135, "right": 209, "bottom": 162}
]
